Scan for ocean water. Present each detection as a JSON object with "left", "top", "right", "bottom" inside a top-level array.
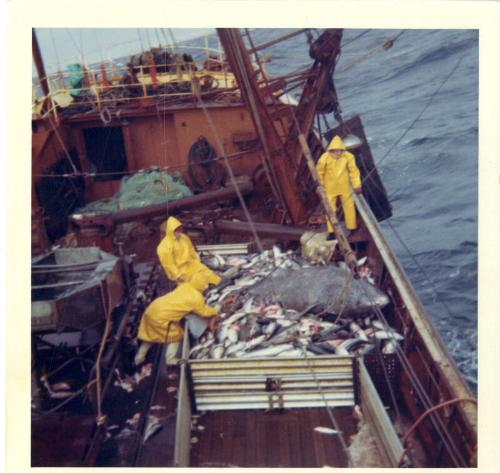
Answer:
[{"left": 238, "top": 28, "right": 478, "bottom": 390}]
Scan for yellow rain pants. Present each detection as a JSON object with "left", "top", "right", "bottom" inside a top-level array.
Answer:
[
  {"left": 157, "top": 216, "right": 221, "bottom": 286},
  {"left": 137, "top": 272, "right": 217, "bottom": 345},
  {"left": 316, "top": 135, "right": 361, "bottom": 231}
]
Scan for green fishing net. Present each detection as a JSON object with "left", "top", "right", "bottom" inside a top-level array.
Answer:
[{"left": 76, "top": 168, "right": 192, "bottom": 216}]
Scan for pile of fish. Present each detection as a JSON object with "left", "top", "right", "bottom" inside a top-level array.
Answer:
[{"left": 189, "top": 247, "right": 403, "bottom": 360}]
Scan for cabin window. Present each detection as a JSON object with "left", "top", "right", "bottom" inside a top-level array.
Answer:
[{"left": 82, "top": 127, "right": 128, "bottom": 181}]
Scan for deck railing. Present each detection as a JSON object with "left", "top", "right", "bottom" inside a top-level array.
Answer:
[{"left": 32, "top": 58, "right": 241, "bottom": 120}]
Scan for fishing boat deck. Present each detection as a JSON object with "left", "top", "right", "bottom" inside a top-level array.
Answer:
[{"left": 190, "top": 407, "right": 358, "bottom": 467}]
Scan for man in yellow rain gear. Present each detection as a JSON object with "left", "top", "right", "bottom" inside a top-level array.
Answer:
[
  {"left": 134, "top": 272, "right": 218, "bottom": 366},
  {"left": 157, "top": 216, "right": 221, "bottom": 287},
  {"left": 316, "top": 135, "right": 362, "bottom": 233}
]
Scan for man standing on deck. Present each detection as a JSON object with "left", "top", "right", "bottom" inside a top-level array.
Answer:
[
  {"left": 316, "top": 135, "right": 362, "bottom": 234},
  {"left": 134, "top": 272, "right": 219, "bottom": 366},
  {"left": 157, "top": 216, "right": 221, "bottom": 287}
]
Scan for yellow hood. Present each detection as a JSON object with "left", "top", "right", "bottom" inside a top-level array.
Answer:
[
  {"left": 165, "top": 216, "right": 183, "bottom": 239},
  {"left": 327, "top": 135, "right": 346, "bottom": 152},
  {"left": 187, "top": 271, "right": 209, "bottom": 293}
]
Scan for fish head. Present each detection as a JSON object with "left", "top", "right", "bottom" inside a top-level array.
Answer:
[{"left": 356, "top": 281, "right": 390, "bottom": 311}]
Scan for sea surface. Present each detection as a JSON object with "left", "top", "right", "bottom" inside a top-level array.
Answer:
[{"left": 237, "top": 28, "right": 479, "bottom": 391}]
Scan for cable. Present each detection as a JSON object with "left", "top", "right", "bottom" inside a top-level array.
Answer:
[
  {"left": 363, "top": 52, "right": 466, "bottom": 183},
  {"left": 338, "top": 30, "right": 405, "bottom": 74},
  {"left": 298, "top": 345, "right": 353, "bottom": 467},
  {"left": 397, "top": 397, "right": 477, "bottom": 466},
  {"left": 384, "top": 219, "right": 458, "bottom": 324},
  {"left": 31, "top": 379, "right": 97, "bottom": 418},
  {"left": 341, "top": 29, "right": 372, "bottom": 48}
]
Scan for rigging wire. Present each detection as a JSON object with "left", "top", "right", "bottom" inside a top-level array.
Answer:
[
  {"left": 298, "top": 345, "right": 353, "bottom": 466},
  {"left": 136, "top": 29, "right": 145, "bottom": 52},
  {"left": 65, "top": 29, "right": 83, "bottom": 62},
  {"left": 384, "top": 218, "right": 458, "bottom": 323},
  {"left": 244, "top": 28, "right": 289, "bottom": 139},
  {"left": 222, "top": 29, "right": 289, "bottom": 216},
  {"left": 356, "top": 272, "right": 469, "bottom": 467},
  {"left": 347, "top": 52, "right": 468, "bottom": 328},
  {"left": 33, "top": 30, "right": 471, "bottom": 463},
  {"left": 338, "top": 30, "right": 406, "bottom": 74},
  {"left": 341, "top": 29, "right": 372, "bottom": 47},
  {"left": 363, "top": 52, "right": 465, "bottom": 182},
  {"left": 49, "top": 30, "right": 62, "bottom": 73},
  {"left": 167, "top": 29, "right": 178, "bottom": 52},
  {"left": 144, "top": 28, "right": 154, "bottom": 49},
  {"left": 313, "top": 47, "right": 468, "bottom": 332},
  {"left": 189, "top": 69, "right": 265, "bottom": 254},
  {"left": 285, "top": 45, "right": 470, "bottom": 462}
]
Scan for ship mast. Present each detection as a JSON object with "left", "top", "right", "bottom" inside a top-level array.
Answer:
[
  {"left": 32, "top": 28, "right": 51, "bottom": 115},
  {"left": 217, "top": 28, "right": 358, "bottom": 273}
]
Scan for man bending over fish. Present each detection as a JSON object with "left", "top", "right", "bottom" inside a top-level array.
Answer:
[
  {"left": 134, "top": 272, "right": 219, "bottom": 366},
  {"left": 157, "top": 216, "right": 221, "bottom": 287},
  {"left": 316, "top": 135, "right": 362, "bottom": 234}
]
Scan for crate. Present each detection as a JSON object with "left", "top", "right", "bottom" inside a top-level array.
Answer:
[{"left": 363, "top": 353, "right": 400, "bottom": 406}]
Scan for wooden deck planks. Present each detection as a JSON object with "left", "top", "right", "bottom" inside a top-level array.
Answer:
[{"left": 190, "top": 407, "right": 357, "bottom": 467}]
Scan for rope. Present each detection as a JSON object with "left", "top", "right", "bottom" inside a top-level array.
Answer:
[
  {"left": 397, "top": 397, "right": 477, "bottom": 466},
  {"left": 285, "top": 43, "right": 470, "bottom": 462},
  {"left": 341, "top": 29, "right": 372, "bottom": 48},
  {"left": 189, "top": 68, "right": 265, "bottom": 254},
  {"left": 384, "top": 219, "right": 458, "bottom": 325},
  {"left": 33, "top": 149, "right": 257, "bottom": 179},
  {"left": 338, "top": 30, "right": 405, "bottom": 74},
  {"left": 223, "top": 29, "right": 289, "bottom": 215},
  {"left": 31, "top": 379, "right": 98, "bottom": 418},
  {"left": 297, "top": 345, "right": 353, "bottom": 466},
  {"left": 364, "top": 298, "right": 469, "bottom": 467},
  {"left": 94, "top": 281, "right": 113, "bottom": 425},
  {"left": 362, "top": 52, "right": 466, "bottom": 184},
  {"left": 245, "top": 28, "right": 289, "bottom": 137}
]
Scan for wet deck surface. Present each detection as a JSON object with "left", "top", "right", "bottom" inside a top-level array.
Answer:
[
  {"left": 31, "top": 413, "right": 96, "bottom": 466},
  {"left": 190, "top": 407, "right": 358, "bottom": 467},
  {"left": 134, "top": 363, "right": 179, "bottom": 467}
]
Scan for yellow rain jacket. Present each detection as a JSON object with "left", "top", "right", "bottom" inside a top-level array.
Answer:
[
  {"left": 137, "top": 272, "right": 217, "bottom": 344},
  {"left": 157, "top": 216, "right": 221, "bottom": 286},
  {"left": 316, "top": 135, "right": 362, "bottom": 230}
]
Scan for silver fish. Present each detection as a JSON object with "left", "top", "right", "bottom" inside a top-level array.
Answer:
[
  {"left": 314, "top": 426, "right": 338, "bottom": 435},
  {"left": 115, "top": 428, "right": 136, "bottom": 439},
  {"left": 225, "top": 341, "right": 246, "bottom": 357},
  {"left": 240, "top": 343, "right": 294, "bottom": 358},
  {"left": 242, "top": 254, "right": 261, "bottom": 269},
  {"left": 235, "top": 276, "right": 262, "bottom": 288},
  {"left": 221, "top": 311, "right": 247, "bottom": 326},
  {"left": 338, "top": 337, "right": 369, "bottom": 352},
  {"left": 263, "top": 321, "right": 278, "bottom": 338},
  {"left": 210, "top": 344, "right": 225, "bottom": 359},
  {"left": 244, "top": 334, "right": 267, "bottom": 351},
  {"left": 242, "top": 297, "right": 255, "bottom": 313},
  {"left": 382, "top": 339, "right": 399, "bottom": 354},
  {"left": 374, "top": 329, "right": 404, "bottom": 341},
  {"left": 144, "top": 415, "right": 163, "bottom": 442},
  {"left": 350, "top": 322, "right": 369, "bottom": 342}
]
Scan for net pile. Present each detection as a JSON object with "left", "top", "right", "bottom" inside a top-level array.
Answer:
[{"left": 76, "top": 168, "right": 192, "bottom": 216}]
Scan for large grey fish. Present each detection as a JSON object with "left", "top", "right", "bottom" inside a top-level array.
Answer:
[{"left": 246, "top": 264, "right": 390, "bottom": 316}]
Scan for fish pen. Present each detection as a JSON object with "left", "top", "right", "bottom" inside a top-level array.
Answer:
[{"left": 174, "top": 329, "right": 404, "bottom": 467}]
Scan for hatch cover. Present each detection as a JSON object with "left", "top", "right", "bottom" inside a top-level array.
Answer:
[{"left": 188, "top": 356, "right": 355, "bottom": 411}]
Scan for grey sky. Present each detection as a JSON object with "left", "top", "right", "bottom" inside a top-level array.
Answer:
[{"left": 34, "top": 28, "right": 215, "bottom": 74}]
